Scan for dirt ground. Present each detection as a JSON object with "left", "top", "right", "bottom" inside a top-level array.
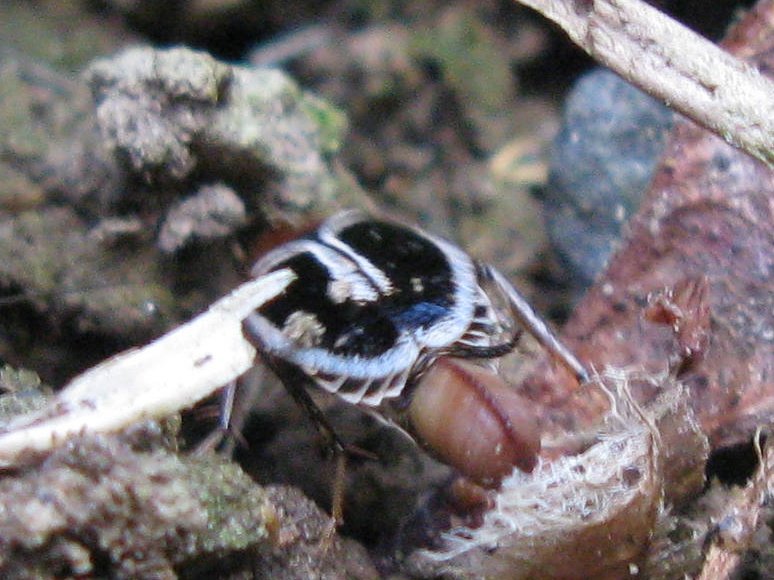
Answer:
[{"left": 1, "top": 1, "right": 773, "bottom": 579}]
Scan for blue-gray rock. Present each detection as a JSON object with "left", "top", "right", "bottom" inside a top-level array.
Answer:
[{"left": 545, "top": 68, "right": 674, "bottom": 293}]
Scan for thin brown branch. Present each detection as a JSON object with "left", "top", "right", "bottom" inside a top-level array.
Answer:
[{"left": 515, "top": 0, "right": 774, "bottom": 167}]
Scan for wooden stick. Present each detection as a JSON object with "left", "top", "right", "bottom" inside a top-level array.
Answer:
[
  {"left": 515, "top": 0, "right": 774, "bottom": 167},
  {"left": 0, "top": 269, "right": 294, "bottom": 466}
]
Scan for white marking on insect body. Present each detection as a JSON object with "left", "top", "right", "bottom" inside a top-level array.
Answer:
[{"left": 282, "top": 311, "right": 325, "bottom": 347}]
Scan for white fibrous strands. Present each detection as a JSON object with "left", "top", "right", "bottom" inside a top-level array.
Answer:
[{"left": 408, "top": 369, "right": 709, "bottom": 580}]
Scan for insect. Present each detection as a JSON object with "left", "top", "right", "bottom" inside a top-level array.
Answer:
[{"left": 241, "top": 210, "right": 588, "bottom": 489}]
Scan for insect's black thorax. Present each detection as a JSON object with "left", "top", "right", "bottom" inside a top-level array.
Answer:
[
  {"left": 244, "top": 211, "right": 510, "bottom": 407},
  {"left": 254, "top": 218, "right": 468, "bottom": 360}
]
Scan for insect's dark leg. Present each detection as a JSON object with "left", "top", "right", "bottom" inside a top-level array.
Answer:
[
  {"left": 476, "top": 263, "right": 589, "bottom": 384},
  {"left": 195, "top": 379, "right": 251, "bottom": 454},
  {"left": 244, "top": 313, "right": 355, "bottom": 524},
  {"left": 444, "top": 330, "right": 523, "bottom": 360},
  {"left": 243, "top": 313, "right": 380, "bottom": 459},
  {"left": 194, "top": 380, "right": 236, "bottom": 454},
  {"left": 262, "top": 356, "right": 349, "bottom": 453},
  {"left": 219, "top": 379, "right": 237, "bottom": 435},
  {"left": 259, "top": 357, "right": 354, "bottom": 525},
  {"left": 242, "top": 313, "right": 345, "bottom": 449}
]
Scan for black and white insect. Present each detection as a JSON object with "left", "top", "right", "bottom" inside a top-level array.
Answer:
[{"left": 241, "top": 211, "right": 587, "bottom": 452}]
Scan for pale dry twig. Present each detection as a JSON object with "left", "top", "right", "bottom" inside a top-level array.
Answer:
[
  {"left": 0, "top": 269, "right": 294, "bottom": 466},
  {"left": 515, "top": 0, "right": 774, "bottom": 166}
]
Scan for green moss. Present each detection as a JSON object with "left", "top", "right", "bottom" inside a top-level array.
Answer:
[
  {"left": 410, "top": 9, "right": 513, "bottom": 115},
  {"left": 0, "top": 365, "right": 51, "bottom": 424},
  {"left": 299, "top": 93, "right": 348, "bottom": 156},
  {"left": 185, "top": 454, "right": 276, "bottom": 552}
]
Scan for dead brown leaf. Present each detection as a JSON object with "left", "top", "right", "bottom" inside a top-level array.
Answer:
[{"left": 529, "top": 0, "right": 774, "bottom": 452}]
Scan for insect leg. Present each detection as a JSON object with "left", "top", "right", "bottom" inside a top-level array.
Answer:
[
  {"left": 194, "top": 379, "right": 252, "bottom": 454},
  {"left": 263, "top": 356, "right": 350, "bottom": 452},
  {"left": 243, "top": 313, "right": 356, "bottom": 524},
  {"left": 260, "top": 357, "right": 356, "bottom": 524},
  {"left": 478, "top": 263, "right": 589, "bottom": 383},
  {"left": 219, "top": 379, "right": 237, "bottom": 437},
  {"left": 444, "top": 329, "right": 523, "bottom": 360}
]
